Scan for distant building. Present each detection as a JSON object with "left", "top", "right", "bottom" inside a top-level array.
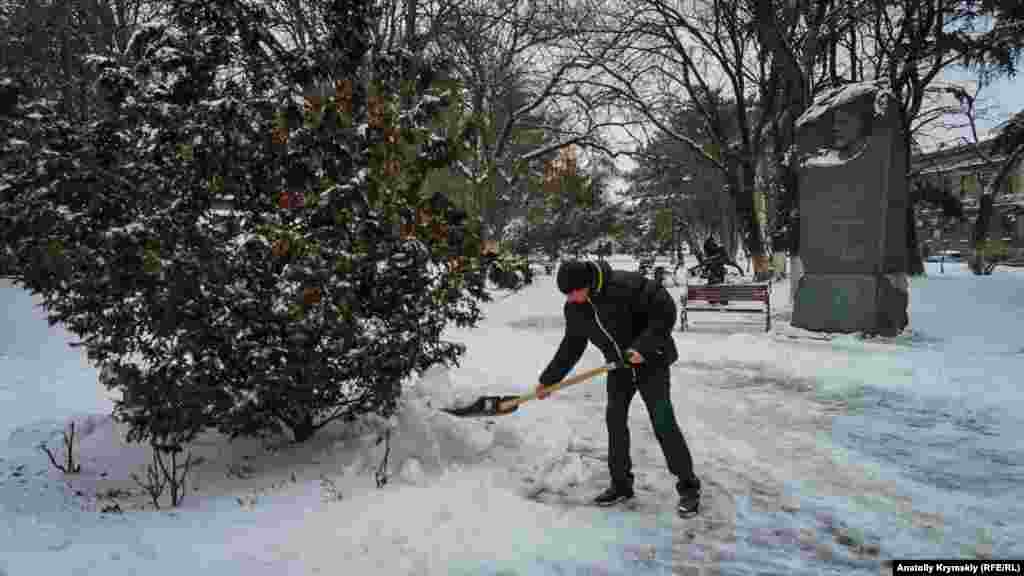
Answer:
[{"left": 910, "top": 138, "right": 1024, "bottom": 259}]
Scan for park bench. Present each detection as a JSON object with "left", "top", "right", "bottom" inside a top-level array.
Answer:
[{"left": 680, "top": 282, "right": 772, "bottom": 332}]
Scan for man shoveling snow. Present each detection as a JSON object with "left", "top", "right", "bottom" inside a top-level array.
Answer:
[{"left": 535, "top": 259, "right": 702, "bottom": 518}]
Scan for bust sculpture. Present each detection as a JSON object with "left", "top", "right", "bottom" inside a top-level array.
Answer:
[{"left": 790, "top": 82, "right": 909, "bottom": 336}]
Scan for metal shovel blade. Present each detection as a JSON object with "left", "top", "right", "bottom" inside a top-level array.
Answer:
[
  {"left": 439, "top": 363, "right": 622, "bottom": 418},
  {"left": 441, "top": 395, "right": 521, "bottom": 417}
]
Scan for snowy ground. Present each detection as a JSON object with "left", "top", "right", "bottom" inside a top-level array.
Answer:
[{"left": 2, "top": 257, "right": 1023, "bottom": 575}]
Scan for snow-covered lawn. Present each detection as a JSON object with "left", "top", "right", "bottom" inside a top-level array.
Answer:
[{"left": 2, "top": 258, "right": 1022, "bottom": 575}]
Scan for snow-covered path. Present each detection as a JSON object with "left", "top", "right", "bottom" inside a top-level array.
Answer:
[{"left": 3, "top": 260, "right": 1023, "bottom": 575}]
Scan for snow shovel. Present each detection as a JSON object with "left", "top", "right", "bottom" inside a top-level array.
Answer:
[{"left": 442, "top": 362, "right": 625, "bottom": 418}]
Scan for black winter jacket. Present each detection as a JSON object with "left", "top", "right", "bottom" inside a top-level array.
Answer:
[{"left": 539, "top": 260, "right": 680, "bottom": 385}]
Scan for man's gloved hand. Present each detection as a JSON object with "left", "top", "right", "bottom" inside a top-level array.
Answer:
[
  {"left": 536, "top": 383, "right": 552, "bottom": 399},
  {"left": 625, "top": 349, "right": 645, "bottom": 365}
]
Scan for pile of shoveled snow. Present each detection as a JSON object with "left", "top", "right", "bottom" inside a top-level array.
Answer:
[
  {"left": 2, "top": 303, "right": 625, "bottom": 576},
  {"left": 3, "top": 363, "right": 542, "bottom": 516}
]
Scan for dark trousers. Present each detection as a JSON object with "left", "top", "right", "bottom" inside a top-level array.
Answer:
[{"left": 606, "top": 366, "right": 700, "bottom": 495}]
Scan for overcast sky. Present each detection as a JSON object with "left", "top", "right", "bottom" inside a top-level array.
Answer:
[{"left": 941, "top": 65, "right": 1024, "bottom": 131}]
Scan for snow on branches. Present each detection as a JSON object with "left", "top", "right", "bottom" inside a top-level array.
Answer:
[{"left": 2, "top": 1, "right": 486, "bottom": 448}]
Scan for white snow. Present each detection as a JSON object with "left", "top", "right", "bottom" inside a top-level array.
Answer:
[
  {"left": 796, "top": 82, "right": 889, "bottom": 129},
  {"left": 82, "top": 55, "right": 115, "bottom": 68},
  {"left": 803, "top": 148, "right": 858, "bottom": 167},
  {"left": 2, "top": 258, "right": 1024, "bottom": 574},
  {"left": 103, "top": 222, "right": 146, "bottom": 238}
]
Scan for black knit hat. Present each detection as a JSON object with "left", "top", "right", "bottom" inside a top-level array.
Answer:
[{"left": 556, "top": 260, "right": 595, "bottom": 294}]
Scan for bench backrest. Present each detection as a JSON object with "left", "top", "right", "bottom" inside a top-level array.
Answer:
[{"left": 686, "top": 284, "right": 769, "bottom": 301}]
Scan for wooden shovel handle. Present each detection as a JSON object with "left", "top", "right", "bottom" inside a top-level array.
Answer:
[{"left": 497, "top": 363, "right": 621, "bottom": 412}]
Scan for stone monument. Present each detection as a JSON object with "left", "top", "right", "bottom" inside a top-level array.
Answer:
[{"left": 791, "top": 83, "right": 909, "bottom": 336}]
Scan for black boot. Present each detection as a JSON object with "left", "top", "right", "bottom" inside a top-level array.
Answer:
[
  {"left": 677, "top": 487, "right": 701, "bottom": 518},
  {"left": 592, "top": 485, "right": 635, "bottom": 507}
]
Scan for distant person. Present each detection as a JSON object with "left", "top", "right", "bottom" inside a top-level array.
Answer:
[
  {"left": 671, "top": 246, "right": 687, "bottom": 279},
  {"left": 534, "top": 259, "right": 702, "bottom": 517},
  {"left": 689, "top": 237, "right": 745, "bottom": 305},
  {"left": 697, "top": 237, "right": 743, "bottom": 285}
]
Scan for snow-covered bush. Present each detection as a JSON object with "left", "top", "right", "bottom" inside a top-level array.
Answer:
[
  {"left": 486, "top": 252, "right": 531, "bottom": 289},
  {"left": 1, "top": 1, "right": 487, "bottom": 446}
]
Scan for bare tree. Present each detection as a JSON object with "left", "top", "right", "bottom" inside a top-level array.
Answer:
[
  {"left": 626, "top": 103, "right": 734, "bottom": 257},
  {"left": 953, "top": 0, "right": 1024, "bottom": 273},
  {"left": 584, "top": 0, "right": 776, "bottom": 275},
  {"left": 946, "top": 91, "right": 1024, "bottom": 273},
  {"left": 241, "top": 0, "right": 636, "bottom": 240},
  {"left": 748, "top": 0, "right": 847, "bottom": 274},
  {"left": 432, "top": 0, "right": 636, "bottom": 239}
]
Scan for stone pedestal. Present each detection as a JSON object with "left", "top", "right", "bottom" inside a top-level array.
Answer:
[
  {"left": 793, "top": 273, "right": 907, "bottom": 334},
  {"left": 791, "top": 84, "right": 909, "bottom": 336}
]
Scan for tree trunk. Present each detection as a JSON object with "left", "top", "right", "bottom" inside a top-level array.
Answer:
[
  {"left": 290, "top": 417, "right": 317, "bottom": 443},
  {"left": 970, "top": 145, "right": 1024, "bottom": 274},
  {"left": 730, "top": 158, "right": 766, "bottom": 277},
  {"left": 790, "top": 254, "right": 803, "bottom": 303},
  {"left": 903, "top": 137, "right": 926, "bottom": 276},
  {"left": 906, "top": 203, "right": 925, "bottom": 275},
  {"left": 751, "top": 0, "right": 818, "bottom": 264},
  {"left": 400, "top": 0, "right": 419, "bottom": 110},
  {"left": 971, "top": 193, "right": 994, "bottom": 274}
]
